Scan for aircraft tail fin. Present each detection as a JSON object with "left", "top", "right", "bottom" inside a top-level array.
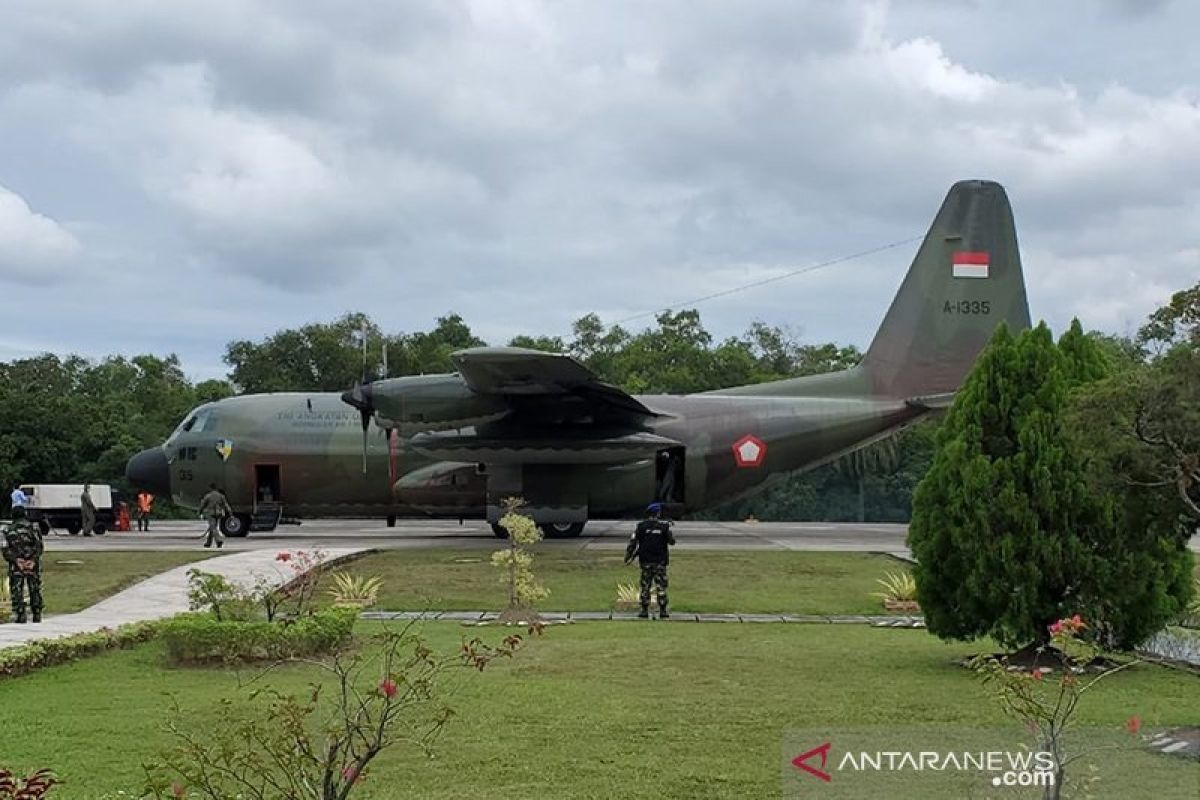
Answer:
[{"left": 860, "top": 179, "right": 1031, "bottom": 398}]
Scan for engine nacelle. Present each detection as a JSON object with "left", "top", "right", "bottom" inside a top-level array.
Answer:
[{"left": 356, "top": 374, "right": 509, "bottom": 434}]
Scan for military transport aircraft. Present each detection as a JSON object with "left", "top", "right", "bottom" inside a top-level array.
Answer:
[{"left": 127, "top": 180, "right": 1030, "bottom": 538}]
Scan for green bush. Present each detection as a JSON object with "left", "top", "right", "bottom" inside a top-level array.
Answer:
[
  {"left": 160, "top": 607, "right": 357, "bottom": 665},
  {"left": 0, "top": 622, "right": 159, "bottom": 680}
]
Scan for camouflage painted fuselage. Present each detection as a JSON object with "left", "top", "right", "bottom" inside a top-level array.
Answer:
[{"left": 159, "top": 380, "right": 924, "bottom": 518}]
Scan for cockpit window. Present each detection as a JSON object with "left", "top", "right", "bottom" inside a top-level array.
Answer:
[{"left": 168, "top": 403, "right": 217, "bottom": 442}]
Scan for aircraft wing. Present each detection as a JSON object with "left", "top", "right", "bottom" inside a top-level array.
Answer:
[{"left": 452, "top": 347, "right": 659, "bottom": 418}]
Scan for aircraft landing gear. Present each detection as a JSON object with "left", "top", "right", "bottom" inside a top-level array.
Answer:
[
  {"left": 221, "top": 513, "right": 252, "bottom": 538},
  {"left": 541, "top": 522, "right": 585, "bottom": 539},
  {"left": 386, "top": 515, "right": 397, "bottom": 528},
  {"left": 492, "top": 522, "right": 586, "bottom": 539}
]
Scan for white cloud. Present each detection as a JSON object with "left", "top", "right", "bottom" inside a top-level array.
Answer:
[{"left": 0, "top": 185, "right": 81, "bottom": 283}]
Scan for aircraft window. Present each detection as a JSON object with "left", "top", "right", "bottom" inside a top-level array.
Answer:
[
  {"left": 180, "top": 416, "right": 198, "bottom": 433},
  {"left": 192, "top": 411, "right": 217, "bottom": 433}
]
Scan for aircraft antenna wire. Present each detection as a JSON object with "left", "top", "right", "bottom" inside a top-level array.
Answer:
[{"left": 604, "top": 234, "right": 923, "bottom": 329}]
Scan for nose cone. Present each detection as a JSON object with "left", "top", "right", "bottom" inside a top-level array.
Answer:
[{"left": 126, "top": 447, "right": 171, "bottom": 496}]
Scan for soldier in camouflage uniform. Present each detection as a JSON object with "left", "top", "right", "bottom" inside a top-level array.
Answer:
[
  {"left": 199, "top": 483, "right": 231, "bottom": 549},
  {"left": 625, "top": 502, "right": 676, "bottom": 619},
  {"left": 2, "top": 506, "right": 44, "bottom": 623}
]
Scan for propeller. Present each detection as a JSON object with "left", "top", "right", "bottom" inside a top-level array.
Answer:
[{"left": 341, "top": 382, "right": 375, "bottom": 475}]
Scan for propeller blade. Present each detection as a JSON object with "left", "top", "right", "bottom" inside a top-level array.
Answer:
[
  {"left": 342, "top": 382, "right": 375, "bottom": 476},
  {"left": 360, "top": 407, "right": 370, "bottom": 475}
]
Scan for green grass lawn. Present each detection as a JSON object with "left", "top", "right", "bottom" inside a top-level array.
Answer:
[
  {"left": 1, "top": 623, "right": 1196, "bottom": 798},
  {"left": 36, "top": 552, "right": 216, "bottom": 614},
  {"left": 318, "top": 549, "right": 911, "bottom": 615}
]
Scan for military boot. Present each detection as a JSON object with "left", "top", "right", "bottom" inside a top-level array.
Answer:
[
  {"left": 637, "top": 605, "right": 649, "bottom": 619},
  {"left": 15, "top": 613, "right": 27, "bottom": 624},
  {"left": 31, "top": 612, "right": 41, "bottom": 623},
  {"left": 658, "top": 604, "right": 670, "bottom": 619}
]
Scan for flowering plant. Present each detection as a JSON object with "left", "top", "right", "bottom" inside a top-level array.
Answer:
[
  {"left": 973, "top": 615, "right": 1143, "bottom": 800},
  {"left": 144, "top": 623, "right": 524, "bottom": 799}
]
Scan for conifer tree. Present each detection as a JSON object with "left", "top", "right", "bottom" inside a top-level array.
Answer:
[
  {"left": 908, "top": 323, "right": 1115, "bottom": 649},
  {"left": 912, "top": 319, "right": 1193, "bottom": 650}
]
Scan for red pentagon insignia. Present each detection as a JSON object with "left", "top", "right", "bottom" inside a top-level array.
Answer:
[{"left": 731, "top": 434, "right": 766, "bottom": 468}]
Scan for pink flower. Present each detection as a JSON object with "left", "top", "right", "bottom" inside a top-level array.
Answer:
[
  {"left": 1049, "top": 621, "right": 1063, "bottom": 635},
  {"left": 342, "top": 765, "right": 360, "bottom": 784},
  {"left": 171, "top": 782, "right": 186, "bottom": 799},
  {"left": 275, "top": 552, "right": 292, "bottom": 562},
  {"left": 1124, "top": 715, "right": 1142, "bottom": 736},
  {"left": 379, "top": 678, "right": 398, "bottom": 699}
]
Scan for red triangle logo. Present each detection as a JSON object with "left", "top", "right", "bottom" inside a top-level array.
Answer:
[{"left": 792, "top": 742, "right": 832, "bottom": 783}]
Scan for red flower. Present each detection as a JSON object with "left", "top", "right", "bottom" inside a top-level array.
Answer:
[
  {"left": 379, "top": 678, "right": 398, "bottom": 699},
  {"left": 171, "top": 781, "right": 186, "bottom": 799},
  {"left": 1124, "top": 715, "right": 1142, "bottom": 736},
  {"left": 275, "top": 552, "right": 292, "bottom": 562},
  {"left": 341, "top": 765, "right": 360, "bottom": 784}
]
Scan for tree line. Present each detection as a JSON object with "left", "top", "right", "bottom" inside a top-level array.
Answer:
[{"left": 1, "top": 282, "right": 1195, "bottom": 525}]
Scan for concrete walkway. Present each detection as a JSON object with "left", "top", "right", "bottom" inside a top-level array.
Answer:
[
  {"left": 0, "top": 547, "right": 369, "bottom": 650},
  {"left": 362, "top": 610, "right": 926, "bottom": 627}
]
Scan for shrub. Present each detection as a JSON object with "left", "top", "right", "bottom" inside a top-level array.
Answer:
[
  {"left": 0, "top": 623, "right": 159, "bottom": 680},
  {"left": 160, "top": 607, "right": 357, "bottom": 665},
  {"left": 871, "top": 571, "right": 917, "bottom": 604},
  {"left": 186, "top": 569, "right": 256, "bottom": 622},
  {"left": 145, "top": 624, "right": 527, "bottom": 800},
  {"left": 326, "top": 572, "right": 384, "bottom": 608}
]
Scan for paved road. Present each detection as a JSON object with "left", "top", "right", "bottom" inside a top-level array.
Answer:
[
  {"left": 42, "top": 519, "right": 916, "bottom": 556},
  {"left": 40, "top": 519, "right": 1200, "bottom": 557}
]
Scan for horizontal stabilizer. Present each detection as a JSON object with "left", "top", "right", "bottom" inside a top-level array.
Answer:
[{"left": 905, "top": 392, "right": 956, "bottom": 411}]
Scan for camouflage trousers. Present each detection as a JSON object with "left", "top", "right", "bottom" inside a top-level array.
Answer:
[
  {"left": 8, "top": 566, "right": 43, "bottom": 617},
  {"left": 204, "top": 516, "right": 225, "bottom": 546},
  {"left": 639, "top": 563, "right": 669, "bottom": 609}
]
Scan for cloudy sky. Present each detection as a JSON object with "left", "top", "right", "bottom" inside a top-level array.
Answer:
[{"left": 1, "top": 0, "right": 1197, "bottom": 378}]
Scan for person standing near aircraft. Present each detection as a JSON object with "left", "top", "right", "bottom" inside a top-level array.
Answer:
[
  {"left": 2, "top": 506, "right": 44, "bottom": 623},
  {"left": 10, "top": 485, "right": 28, "bottom": 512},
  {"left": 625, "top": 502, "right": 676, "bottom": 619},
  {"left": 136, "top": 491, "right": 154, "bottom": 532},
  {"left": 199, "top": 483, "right": 230, "bottom": 549},
  {"left": 80, "top": 483, "right": 95, "bottom": 537}
]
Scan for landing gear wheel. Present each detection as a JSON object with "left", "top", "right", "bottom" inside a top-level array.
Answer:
[
  {"left": 66, "top": 522, "right": 81, "bottom": 536},
  {"left": 220, "top": 514, "right": 252, "bottom": 538},
  {"left": 490, "top": 523, "right": 509, "bottom": 539},
  {"left": 541, "top": 522, "right": 585, "bottom": 539},
  {"left": 386, "top": 515, "right": 397, "bottom": 528},
  {"left": 93, "top": 524, "right": 107, "bottom": 536}
]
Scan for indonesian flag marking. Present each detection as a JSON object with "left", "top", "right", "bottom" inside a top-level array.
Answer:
[{"left": 952, "top": 251, "right": 989, "bottom": 279}]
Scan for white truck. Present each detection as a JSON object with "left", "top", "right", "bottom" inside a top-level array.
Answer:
[{"left": 20, "top": 484, "right": 115, "bottom": 536}]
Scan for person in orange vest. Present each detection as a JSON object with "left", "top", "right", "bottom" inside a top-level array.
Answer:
[{"left": 136, "top": 491, "right": 154, "bottom": 532}]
